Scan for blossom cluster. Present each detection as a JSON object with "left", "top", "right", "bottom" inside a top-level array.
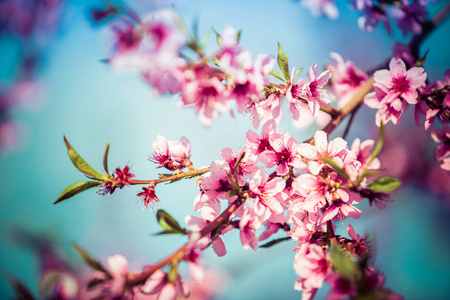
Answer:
[{"left": 41, "top": 2, "right": 450, "bottom": 300}]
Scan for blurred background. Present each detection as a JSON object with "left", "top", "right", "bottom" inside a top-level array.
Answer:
[{"left": 1, "top": 0, "right": 450, "bottom": 299}]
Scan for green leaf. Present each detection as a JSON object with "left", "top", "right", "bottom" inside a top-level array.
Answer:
[
  {"left": 368, "top": 176, "right": 402, "bottom": 192},
  {"left": 294, "top": 67, "right": 303, "bottom": 79},
  {"left": 54, "top": 181, "right": 102, "bottom": 204},
  {"left": 156, "top": 210, "right": 185, "bottom": 233},
  {"left": 321, "top": 157, "right": 350, "bottom": 180},
  {"left": 269, "top": 70, "right": 285, "bottom": 82},
  {"left": 259, "top": 237, "right": 291, "bottom": 248},
  {"left": 103, "top": 142, "right": 110, "bottom": 175},
  {"left": 331, "top": 248, "right": 356, "bottom": 279},
  {"left": 368, "top": 122, "right": 384, "bottom": 165},
  {"left": 73, "top": 243, "right": 111, "bottom": 277},
  {"left": 63, "top": 136, "right": 106, "bottom": 181},
  {"left": 153, "top": 229, "right": 187, "bottom": 236},
  {"left": 277, "top": 43, "right": 290, "bottom": 81}
]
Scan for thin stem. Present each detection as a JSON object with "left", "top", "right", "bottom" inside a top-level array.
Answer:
[
  {"left": 129, "top": 168, "right": 210, "bottom": 185},
  {"left": 125, "top": 195, "right": 246, "bottom": 287},
  {"left": 326, "top": 220, "right": 339, "bottom": 248},
  {"left": 322, "top": 76, "right": 376, "bottom": 137},
  {"left": 342, "top": 104, "right": 361, "bottom": 140},
  {"left": 410, "top": 1, "right": 450, "bottom": 59}
]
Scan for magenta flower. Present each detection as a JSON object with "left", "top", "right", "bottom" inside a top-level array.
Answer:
[
  {"left": 137, "top": 186, "right": 159, "bottom": 209},
  {"left": 365, "top": 58, "right": 426, "bottom": 125},
  {"left": 259, "top": 132, "right": 302, "bottom": 176},
  {"left": 327, "top": 53, "right": 368, "bottom": 107},
  {"left": 246, "top": 119, "right": 277, "bottom": 157},
  {"left": 303, "top": 63, "right": 331, "bottom": 116},
  {"left": 99, "top": 166, "right": 134, "bottom": 195}
]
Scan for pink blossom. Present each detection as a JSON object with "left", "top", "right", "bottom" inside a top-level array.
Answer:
[
  {"left": 197, "top": 161, "right": 236, "bottom": 205},
  {"left": 391, "top": 0, "right": 427, "bottom": 36},
  {"left": 292, "top": 174, "right": 328, "bottom": 215},
  {"left": 249, "top": 168, "right": 286, "bottom": 215},
  {"left": 431, "top": 124, "right": 450, "bottom": 162},
  {"left": 180, "top": 66, "right": 230, "bottom": 126},
  {"left": 365, "top": 58, "right": 426, "bottom": 126},
  {"left": 294, "top": 243, "right": 331, "bottom": 296},
  {"left": 318, "top": 198, "right": 362, "bottom": 224},
  {"left": 246, "top": 119, "right": 277, "bottom": 157},
  {"left": 259, "top": 132, "right": 302, "bottom": 176},
  {"left": 185, "top": 214, "right": 230, "bottom": 257},
  {"left": 327, "top": 53, "right": 367, "bottom": 107},
  {"left": 239, "top": 202, "right": 262, "bottom": 250},
  {"left": 301, "top": 0, "right": 339, "bottom": 19},
  {"left": 303, "top": 63, "right": 332, "bottom": 116},
  {"left": 350, "top": 0, "right": 391, "bottom": 33},
  {"left": 298, "top": 130, "right": 347, "bottom": 175},
  {"left": 150, "top": 135, "right": 192, "bottom": 170},
  {"left": 141, "top": 269, "right": 189, "bottom": 299},
  {"left": 285, "top": 67, "right": 307, "bottom": 121},
  {"left": 220, "top": 146, "right": 257, "bottom": 178},
  {"left": 392, "top": 42, "right": 415, "bottom": 69},
  {"left": 287, "top": 216, "right": 311, "bottom": 244}
]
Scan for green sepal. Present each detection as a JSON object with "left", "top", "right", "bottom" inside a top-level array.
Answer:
[
  {"left": 331, "top": 247, "right": 356, "bottom": 279},
  {"left": 414, "top": 49, "right": 429, "bottom": 67},
  {"left": 103, "top": 142, "right": 110, "bottom": 175},
  {"left": 236, "top": 30, "right": 242, "bottom": 43},
  {"left": 269, "top": 70, "right": 285, "bottom": 82},
  {"left": 87, "top": 278, "right": 107, "bottom": 290},
  {"left": 368, "top": 176, "right": 402, "bottom": 192},
  {"left": 277, "top": 43, "right": 290, "bottom": 81},
  {"left": 211, "top": 58, "right": 220, "bottom": 67},
  {"left": 158, "top": 173, "right": 173, "bottom": 178},
  {"left": 73, "top": 243, "right": 112, "bottom": 278},
  {"left": 63, "top": 136, "right": 106, "bottom": 181},
  {"left": 167, "top": 264, "right": 179, "bottom": 283},
  {"left": 156, "top": 210, "right": 185, "bottom": 233},
  {"left": 259, "top": 237, "right": 291, "bottom": 248},
  {"left": 54, "top": 181, "right": 102, "bottom": 204},
  {"left": 227, "top": 190, "right": 237, "bottom": 197},
  {"left": 321, "top": 157, "right": 350, "bottom": 180}
]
